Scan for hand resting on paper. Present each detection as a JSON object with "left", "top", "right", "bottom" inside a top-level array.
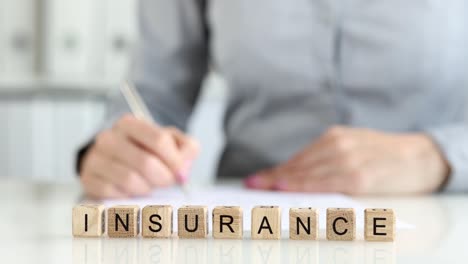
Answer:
[
  {"left": 79, "top": 114, "right": 199, "bottom": 199},
  {"left": 245, "top": 126, "right": 450, "bottom": 194}
]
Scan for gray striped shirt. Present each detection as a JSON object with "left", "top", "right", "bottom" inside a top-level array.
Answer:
[{"left": 103, "top": 0, "right": 468, "bottom": 192}]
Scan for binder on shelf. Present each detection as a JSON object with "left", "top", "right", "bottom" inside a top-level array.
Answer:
[
  {"left": 103, "top": 0, "right": 137, "bottom": 80},
  {"left": 6, "top": 101, "right": 33, "bottom": 179},
  {"left": 0, "top": 0, "right": 4, "bottom": 75},
  {"left": 54, "top": 100, "right": 85, "bottom": 181},
  {"left": 53, "top": 99, "right": 105, "bottom": 181},
  {"left": 0, "top": 100, "right": 9, "bottom": 176},
  {"left": 31, "top": 98, "right": 56, "bottom": 181},
  {"left": 0, "top": 0, "right": 37, "bottom": 77},
  {"left": 82, "top": 99, "right": 106, "bottom": 138},
  {"left": 44, "top": 0, "right": 103, "bottom": 79}
]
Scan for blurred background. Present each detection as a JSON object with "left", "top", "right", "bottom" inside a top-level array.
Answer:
[{"left": 0, "top": 0, "right": 225, "bottom": 184}]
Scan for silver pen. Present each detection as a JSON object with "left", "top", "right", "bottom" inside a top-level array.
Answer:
[{"left": 120, "top": 80, "right": 189, "bottom": 194}]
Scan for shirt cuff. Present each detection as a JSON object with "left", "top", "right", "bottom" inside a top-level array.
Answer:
[
  {"left": 425, "top": 124, "right": 468, "bottom": 192},
  {"left": 75, "top": 140, "right": 94, "bottom": 176}
]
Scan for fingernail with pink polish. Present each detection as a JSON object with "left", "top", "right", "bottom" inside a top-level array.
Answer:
[
  {"left": 244, "top": 174, "right": 262, "bottom": 188},
  {"left": 274, "top": 180, "right": 288, "bottom": 191},
  {"left": 178, "top": 160, "right": 193, "bottom": 184}
]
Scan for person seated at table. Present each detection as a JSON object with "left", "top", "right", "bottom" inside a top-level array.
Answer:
[{"left": 77, "top": 1, "right": 468, "bottom": 198}]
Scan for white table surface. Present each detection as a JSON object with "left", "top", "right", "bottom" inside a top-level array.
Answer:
[{"left": 1, "top": 179, "right": 466, "bottom": 264}]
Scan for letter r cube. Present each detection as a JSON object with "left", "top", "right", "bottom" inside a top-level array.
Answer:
[{"left": 212, "top": 206, "right": 243, "bottom": 239}]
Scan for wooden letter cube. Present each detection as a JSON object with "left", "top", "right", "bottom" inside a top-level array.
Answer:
[
  {"left": 142, "top": 205, "right": 173, "bottom": 238},
  {"left": 107, "top": 205, "right": 140, "bottom": 238},
  {"left": 212, "top": 206, "right": 243, "bottom": 239},
  {"left": 364, "top": 208, "right": 395, "bottom": 242},
  {"left": 326, "top": 208, "right": 355, "bottom": 241},
  {"left": 72, "top": 204, "right": 105, "bottom": 237},
  {"left": 289, "top": 207, "right": 318, "bottom": 240},
  {"left": 178, "top": 206, "right": 208, "bottom": 238},
  {"left": 251, "top": 206, "right": 281, "bottom": 240}
]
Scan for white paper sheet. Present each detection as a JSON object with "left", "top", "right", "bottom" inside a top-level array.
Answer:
[{"left": 104, "top": 186, "right": 413, "bottom": 231}]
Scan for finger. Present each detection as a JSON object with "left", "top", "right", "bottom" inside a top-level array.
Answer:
[
  {"left": 302, "top": 177, "right": 343, "bottom": 193},
  {"left": 165, "top": 128, "right": 200, "bottom": 180},
  {"left": 80, "top": 171, "right": 126, "bottom": 199},
  {"left": 94, "top": 131, "right": 174, "bottom": 187},
  {"left": 243, "top": 155, "right": 321, "bottom": 190},
  {"left": 293, "top": 127, "right": 355, "bottom": 166},
  {"left": 167, "top": 127, "right": 200, "bottom": 159},
  {"left": 86, "top": 151, "right": 153, "bottom": 196},
  {"left": 246, "top": 158, "right": 334, "bottom": 191},
  {"left": 113, "top": 115, "right": 186, "bottom": 177},
  {"left": 277, "top": 175, "right": 343, "bottom": 193},
  {"left": 277, "top": 159, "right": 348, "bottom": 183},
  {"left": 134, "top": 155, "right": 177, "bottom": 187},
  {"left": 244, "top": 164, "right": 288, "bottom": 190},
  {"left": 274, "top": 151, "right": 366, "bottom": 191}
]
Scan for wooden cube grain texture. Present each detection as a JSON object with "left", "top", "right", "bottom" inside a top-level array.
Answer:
[
  {"left": 212, "top": 206, "right": 243, "bottom": 239},
  {"left": 326, "top": 208, "right": 355, "bottom": 241},
  {"left": 251, "top": 206, "right": 281, "bottom": 240},
  {"left": 142, "top": 205, "right": 173, "bottom": 238},
  {"left": 107, "top": 205, "right": 140, "bottom": 238},
  {"left": 72, "top": 204, "right": 105, "bottom": 237},
  {"left": 364, "top": 208, "right": 395, "bottom": 241},
  {"left": 178, "top": 206, "right": 208, "bottom": 238},
  {"left": 289, "top": 207, "right": 318, "bottom": 240}
]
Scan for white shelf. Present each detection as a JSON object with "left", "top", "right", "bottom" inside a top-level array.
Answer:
[{"left": 0, "top": 75, "right": 120, "bottom": 95}]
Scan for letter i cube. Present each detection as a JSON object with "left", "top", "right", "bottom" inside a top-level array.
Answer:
[{"left": 72, "top": 204, "right": 105, "bottom": 237}]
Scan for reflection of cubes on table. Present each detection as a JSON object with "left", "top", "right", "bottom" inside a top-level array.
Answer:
[
  {"left": 141, "top": 205, "right": 173, "bottom": 238},
  {"left": 107, "top": 205, "right": 140, "bottom": 238},
  {"left": 212, "top": 206, "right": 243, "bottom": 239},
  {"left": 326, "top": 208, "right": 356, "bottom": 241},
  {"left": 364, "top": 208, "right": 395, "bottom": 242},
  {"left": 178, "top": 206, "right": 208, "bottom": 238},
  {"left": 72, "top": 204, "right": 105, "bottom": 237},
  {"left": 251, "top": 206, "right": 281, "bottom": 240},
  {"left": 289, "top": 207, "right": 318, "bottom": 240}
]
